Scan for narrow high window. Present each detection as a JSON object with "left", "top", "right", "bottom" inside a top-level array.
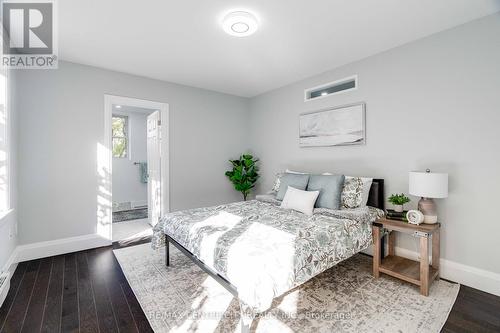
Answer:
[{"left": 304, "top": 75, "right": 357, "bottom": 101}]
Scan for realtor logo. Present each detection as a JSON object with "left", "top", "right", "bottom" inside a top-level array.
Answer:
[{"left": 1, "top": 0, "right": 58, "bottom": 69}]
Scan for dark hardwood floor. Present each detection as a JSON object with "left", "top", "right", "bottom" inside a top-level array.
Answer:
[
  {"left": 1, "top": 240, "right": 499, "bottom": 333},
  {"left": 0, "top": 241, "right": 153, "bottom": 333}
]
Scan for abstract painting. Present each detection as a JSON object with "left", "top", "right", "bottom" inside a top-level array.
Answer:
[{"left": 299, "top": 102, "right": 365, "bottom": 147}]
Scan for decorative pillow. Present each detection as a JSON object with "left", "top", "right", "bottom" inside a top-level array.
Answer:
[
  {"left": 343, "top": 176, "right": 373, "bottom": 207},
  {"left": 276, "top": 173, "right": 310, "bottom": 200},
  {"left": 271, "top": 172, "right": 284, "bottom": 193},
  {"left": 341, "top": 177, "right": 364, "bottom": 209},
  {"left": 357, "top": 177, "right": 373, "bottom": 207},
  {"left": 280, "top": 186, "right": 320, "bottom": 216},
  {"left": 272, "top": 170, "right": 306, "bottom": 193},
  {"left": 307, "top": 174, "right": 345, "bottom": 209}
]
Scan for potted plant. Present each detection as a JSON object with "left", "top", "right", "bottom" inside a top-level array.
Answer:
[
  {"left": 388, "top": 193, "right": 410, "bottom": 212},
  {"left": 225, "top": 154, "right": 259, "bottom": 201}
]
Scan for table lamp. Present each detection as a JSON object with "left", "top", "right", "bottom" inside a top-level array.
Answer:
[{"left": 409, "top": 169, "right": 448, "bottom": 224}]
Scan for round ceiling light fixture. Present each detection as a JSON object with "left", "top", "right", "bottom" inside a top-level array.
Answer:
[{"left": 222, "top": 11, "right": 258, "bottom": 37}]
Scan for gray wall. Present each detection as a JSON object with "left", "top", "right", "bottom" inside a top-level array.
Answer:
[
  {"left": 249, "top": 14, "right": 500, "bottom": 274},
  {"left": 15, "top": 61, "right": 249, "bottom": 245}
]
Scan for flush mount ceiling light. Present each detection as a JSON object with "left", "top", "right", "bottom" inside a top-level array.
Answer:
[{"left": 222, "top": 11, "right": 258, "bottom": 37}]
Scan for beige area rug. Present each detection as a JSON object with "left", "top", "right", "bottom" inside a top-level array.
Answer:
[{"left": 113, "top": 243, "right": 459, "bottom": 333}]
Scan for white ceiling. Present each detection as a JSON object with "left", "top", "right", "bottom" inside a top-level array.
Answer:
[{"left": 59, "top": 0, "right": 500, "bottom": 97}]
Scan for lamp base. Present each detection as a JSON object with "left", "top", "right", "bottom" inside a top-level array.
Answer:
[{"left": 418, "top": 197, "right": 438, "bottom": 224}]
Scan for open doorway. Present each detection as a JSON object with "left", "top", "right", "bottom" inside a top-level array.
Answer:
[{"left": 103, "top": 95, "right": 169, "bottom": 244}]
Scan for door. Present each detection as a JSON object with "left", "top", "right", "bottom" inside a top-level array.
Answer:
[{"left": 147, "top": 111, "right": 161, "bottom": 227}]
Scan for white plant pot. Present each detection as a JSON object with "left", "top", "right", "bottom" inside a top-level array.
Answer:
[{"left": 394, "top": 205, "right": 403, "bottom": 213}]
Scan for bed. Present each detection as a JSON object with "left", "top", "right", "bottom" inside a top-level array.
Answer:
[{"left": 151, "top": 179, "right": 384, "bottom": 323}]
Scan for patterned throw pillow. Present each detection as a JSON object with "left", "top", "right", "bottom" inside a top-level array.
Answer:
[
  {"left": 341, "top": 177, "right": 364, "bottom": 209},
  {"left": 271, "top": 172, "right": 284, "bottom": 193}
]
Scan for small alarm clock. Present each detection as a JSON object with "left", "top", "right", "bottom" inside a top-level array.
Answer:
[{"left": 406, "top": 210, "right": 425, "bottom": 225}]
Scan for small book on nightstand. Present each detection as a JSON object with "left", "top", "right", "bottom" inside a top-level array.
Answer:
[{"left": 385, "top": 209, "right": 408, "bottom": 222}]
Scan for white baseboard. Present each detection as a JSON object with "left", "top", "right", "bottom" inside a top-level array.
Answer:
[
  {"left": 16, "top": 234, "right": 112, "bottom": 263},
  {"left": 363, "top": 244, "right": 500, "bottom": 297},
  {"left": 0, "top": 248, "right": 19, "bottom": 308},
  {"left": 2, "top": 250, "right": 18, "bottom": 278},
  {"left": 394, "top": 246, "right": 500, "bottom": 297}
]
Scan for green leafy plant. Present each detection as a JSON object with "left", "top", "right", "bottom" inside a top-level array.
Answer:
[
  {"left": 225, "top": 154, "right": 259, "bottom": 201},
  {"left": 388, "top": 193, "right": 411, "bottom": 205}
]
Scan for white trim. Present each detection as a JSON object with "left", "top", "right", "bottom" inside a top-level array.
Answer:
[
  {"left": 363, "top": 244, "right": 500, "bottom": 297},
  {"left": 15, "top": 234, "right": 111, "bottom": 263},
  {"left": 304, "top": 75, "right": 358, "bottom": 102},
  {"left": 5, "top": 70, "right": 11, "bottom": 213},
  {"left": 0, "top": 70, "right": 12, "bottom": 214},
  {"left": 1, "top": 246, "right": 18, "bottom": 277},
  {"left": 0, "top": 246, "right": 18, "bottom": 308},
  {"left": 104, "top": 94, "right": 170, "bottom": 241}
]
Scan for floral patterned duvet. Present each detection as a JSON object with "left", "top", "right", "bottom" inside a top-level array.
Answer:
[{"left": 152, "top": 198, "right": 383, "bottom": 313}]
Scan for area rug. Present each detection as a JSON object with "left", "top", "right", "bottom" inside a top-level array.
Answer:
[
  {"left": 113, "top": 243, "right": 459, "bottom": 333},
  {"left": 113, "top": 207, "right": 148, "bottom": 223}
]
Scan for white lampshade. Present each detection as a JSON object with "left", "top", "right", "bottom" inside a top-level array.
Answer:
[{"left": 409, "top": 171, "right": 448, "bottom": 198}]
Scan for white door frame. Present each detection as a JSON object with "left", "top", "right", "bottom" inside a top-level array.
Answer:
[{"left": 103, "top": 94, "right": 169, "bottom": 240}]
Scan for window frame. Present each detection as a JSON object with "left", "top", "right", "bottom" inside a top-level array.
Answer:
[
  {"left": 304, "top": 75, "right": 358, "bottom": 102},
  {"left": 0, "top": 68, "right": 12, "bottom": 219},
  {"left": 111, "top": 114, "right": 129, "bottom": 159}
]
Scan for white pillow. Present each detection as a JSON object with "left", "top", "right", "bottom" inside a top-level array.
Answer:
[
  {"left": 280, "top": 186, "right": 320, "bottom": 216},
  {"left": 346, "top": 176, "right": 373, "bottom": 207}
]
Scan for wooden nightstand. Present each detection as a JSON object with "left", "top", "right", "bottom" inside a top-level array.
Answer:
[{"left": 372, "top": 218, "right": 440, "bottom": 296}]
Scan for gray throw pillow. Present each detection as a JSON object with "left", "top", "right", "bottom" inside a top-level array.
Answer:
[
  {"left": 307, "top": 174, "right": 345, "bottom": 209},
  {"left": 276, "top": 173, "right": 310, "bottom": 200}
]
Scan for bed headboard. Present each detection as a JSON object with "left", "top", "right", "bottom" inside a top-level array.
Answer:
[{"left": 367, "top": 179, "right": 385, "bottom": 210}]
